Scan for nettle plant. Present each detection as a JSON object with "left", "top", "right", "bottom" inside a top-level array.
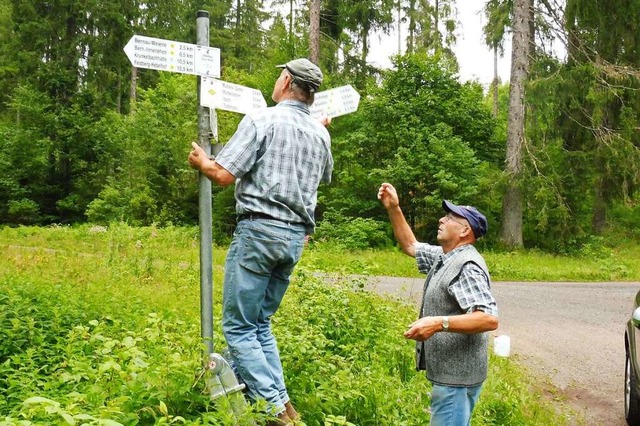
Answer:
[{"left": 0, "top": 262, "right": 430, "bottom": 425}]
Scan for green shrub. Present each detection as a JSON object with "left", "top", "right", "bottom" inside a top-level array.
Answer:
[
  {"left": 6, "top": 199, "right": 40, "bottom": 225},
  {"left": 315, "top": 211, "right": 392, "bottom": 250}
]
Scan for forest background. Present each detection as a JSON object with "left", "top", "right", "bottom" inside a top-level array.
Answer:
[{"left": 1, "top": 0, "right": 639, "bottom": 255}]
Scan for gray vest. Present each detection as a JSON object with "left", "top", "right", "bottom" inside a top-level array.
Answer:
[{"left": 416, "top": 245, "right": 490, "bottom": 386}]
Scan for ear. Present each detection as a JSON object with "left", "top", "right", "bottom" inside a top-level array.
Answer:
[
  {"left": 281, "top": 73, "right": 292, "bottom": 89},
  {"left": 460, "top": 225, "right": 472, "bottom": 239}
]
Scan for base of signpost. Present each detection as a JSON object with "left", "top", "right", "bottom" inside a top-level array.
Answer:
[{"left": 206, "top": 352, "right": 248, "bottom": 416}]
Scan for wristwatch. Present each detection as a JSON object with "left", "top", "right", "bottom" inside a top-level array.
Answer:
[{"left": 442, "top": 316, "right": 449, "bottom": 331}]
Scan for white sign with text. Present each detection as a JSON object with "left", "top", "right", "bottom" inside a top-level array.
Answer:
[
  {"left": 309, "top": 85, "right": 360, "bottom": 119},
  {"left": 200, "top": 78, "right": 267, "bottom": 115},
  {"left": 124, "top": 35, "right": 220, "bottom": 77}
]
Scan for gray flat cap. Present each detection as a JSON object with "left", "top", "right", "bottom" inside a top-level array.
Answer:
[{"left": 276, "top": 58, "right": 323, "bottom": 93}]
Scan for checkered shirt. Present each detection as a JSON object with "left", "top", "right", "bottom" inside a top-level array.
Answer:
[
  {"left": 415, "top": 243, "right": 498, "bottom": 317},
  {"left": 215, "top": 100, "right": 333, "bottom": 233}
]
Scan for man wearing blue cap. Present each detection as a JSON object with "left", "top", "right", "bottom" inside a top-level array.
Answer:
[
  {"left": 189, "top": 58, "right": 332, "bottom": 424},
  {"left": 377, "top": 183, "right": 498, "bottom": 426}
]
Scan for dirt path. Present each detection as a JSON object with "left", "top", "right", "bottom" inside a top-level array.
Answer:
[{"left": 363, "top": 276, "right": 640, "bottom": 425}]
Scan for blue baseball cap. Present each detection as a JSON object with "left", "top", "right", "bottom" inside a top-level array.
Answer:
[{"left": 442, "top": 200, "right": 488, "bottom": 239}]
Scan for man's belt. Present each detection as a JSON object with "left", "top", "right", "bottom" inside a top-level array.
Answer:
[
  {"left": 237, "top": 212, "right": 305, "bottom": 226},
  {"left": 237, "top": 212, "right": 278, "bottom": 222}
]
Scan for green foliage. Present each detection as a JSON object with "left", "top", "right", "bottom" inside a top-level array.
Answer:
[
  {"left": 608, "top": 197, "right": 640, "bottom": 241},
  {"left": 277, "top": 271, "right": 431, "bottom": 425},
  {"left": 513, "top": 0, "right": 640, "bottom": 249},
  {"left": 405, "top": 0, "right": 458, "bottom": 56},
  {"left": 0, "top": 0, "right": 17, "bottom": 108},
  {"left": 1, "top": 0, "right": 639, "bottom": 256},
  {"left": 327, "top": 53, "right": 501, "bottom": 242},
  {"left": 475, "top": 356, "right": 575, "bottom": 426},
  {"left": 300, "top": 244, "right": 417, "bottom": 277},
  {"left": 482, "top": 0, "right": 512, "bottom": 53},
  {"left": 521, "top": 53, "right": 640, "bottom": 250},
  {"left": 86, "top": 182, "right": 158, "bottom": 226},
  {"left": 85, "top": 74, "right": 199, "bottom": 226},
  {"left": 0, "top": 88, "right": 52, "bottom": 224},
  {"left": 0, "top": 225, "right": 572, "bottom": 425},
  {"left": 315, "top": 210, "right": 392, "bottom": 250},
  {"left": 6, "top": 199, "right": 40, "bottom": 224}
]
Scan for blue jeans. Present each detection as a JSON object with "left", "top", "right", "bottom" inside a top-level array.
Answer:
[
  {"left": 222, "top": 219, "right": 305, "bottom": 415},
  {"left": 430, "top": 383, "right": 483, "bottom": 426}
]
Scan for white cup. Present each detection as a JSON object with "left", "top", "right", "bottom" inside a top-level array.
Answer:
[{"left": 494, "top": 335, "right": 511, "bottom": 357}]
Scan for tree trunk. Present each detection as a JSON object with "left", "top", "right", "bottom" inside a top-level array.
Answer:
[
  {"left": 565, "top": 0, "right": 579, "bottom": 64},
  {"left": 492, "top": 45, "right": 498, "bottom": 118},
  {"left": 235, "top": 0, "right": 241, "bottom": 57},
  {"left": 528, "top": 0, "right": 535, "bottom": 58},
  {"left": 500, "top": 0, "right": 530, "bottom": 248},
  {"left": 129, "top": 66, "right": 137, "bottom": 114},
  {"left": 434, "top": 0, "right": 440, "bottom": 49},
  {"left": 408, "top": 0, "right": 416, "bottom": 53},
  {"left": 361, "top": 26, "right": 369, "bottom": 67},
  {"left": 309, "top": 0, "right": 321, "bottom": 64},
  {"left": 397, "top": 0, "right": 402, "bottom": 55},
  {"left": 289, "top": 0, "right": 294, "bottom": 44}
]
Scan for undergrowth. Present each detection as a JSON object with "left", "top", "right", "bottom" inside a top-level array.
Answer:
[{"left": 0, "top": 224, "right": 573, "bottom": 425}]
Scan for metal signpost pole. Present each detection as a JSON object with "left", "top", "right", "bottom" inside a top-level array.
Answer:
[
  {"left": 123, "top": 17, "right": 247, "bottom": 407},
  {"left": 195, "top": 14, "right": 246, "bottom": 410},
  {"left": 196, "top": 10, "right": 214, "bottom": 358}
]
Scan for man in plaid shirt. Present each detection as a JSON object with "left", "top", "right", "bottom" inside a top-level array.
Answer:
[
  {"left": 378, "top": 182, "right": 498, "bottom": 426},
  {"left": 189, "top": 58, "right": 333, "bottom": 425}
]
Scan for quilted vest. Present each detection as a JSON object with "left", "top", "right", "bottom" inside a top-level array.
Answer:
[{"left": 416, "top": 245, "right": 490, "bottom": 386}]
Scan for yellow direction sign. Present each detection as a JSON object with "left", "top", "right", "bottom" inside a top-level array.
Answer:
[{"left": 200, "top": 77, "right": 267, "bottom": 115}]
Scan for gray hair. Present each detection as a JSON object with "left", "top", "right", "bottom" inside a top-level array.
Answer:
[{"left": 287, "top": 72, "right": 315, "bottom": 105}]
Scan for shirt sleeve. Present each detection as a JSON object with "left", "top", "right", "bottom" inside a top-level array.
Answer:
[
  {"left": 215, "top": 115, "right": 259, "bottom": 178},
  {"left": 322, "top": 150, "right": 334, "bottom": 183},
  {"left": 415, "top": 243, "right": 443, "bottom": 275},
  {"left": 449, "top": 262, "right": 498, "bottom": 317}
]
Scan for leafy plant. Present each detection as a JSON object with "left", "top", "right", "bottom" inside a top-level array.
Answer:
[{"left": 315, "top": 210, "right": 391, "bottom": 250}]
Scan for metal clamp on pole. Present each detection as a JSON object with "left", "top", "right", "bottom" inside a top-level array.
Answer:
[{"left": 206, "top": 352, "right": 246, "bottom": 414}]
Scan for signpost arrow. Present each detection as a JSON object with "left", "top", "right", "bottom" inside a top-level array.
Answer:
[
  {"left": 124, "top": 35, "right": 220, "bottom": 78},
  {"left": 309, "top": 85, "right": 360, "bottom": 120},
  {"left": 200, "top": 77, "right": 267, "bottom": 115},
  {"left": 199, "top": 79, "right": 360, "bottom": 120}
]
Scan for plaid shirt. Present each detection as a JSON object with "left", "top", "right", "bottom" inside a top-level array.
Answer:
[
  {"left": 415, "top": 243, "right": 498, "bottom": 317},
  {"left": 215, "top": 100, "right": 333, "bottom": 233}
]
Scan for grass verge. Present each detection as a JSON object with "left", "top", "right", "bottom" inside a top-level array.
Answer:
[
  {"left": 0, "top": 224, "right": 578, "bottom": 425},
  {"left": 299, "top": 242, "right": 640, "bottom": 282}
]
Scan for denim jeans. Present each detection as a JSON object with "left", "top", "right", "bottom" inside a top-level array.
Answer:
[
  {"left": 222, "top": 218, "right": 305, "bottom": 415},
  {"left": 430, "top": 383, "right": 483, "bottom": 426}
]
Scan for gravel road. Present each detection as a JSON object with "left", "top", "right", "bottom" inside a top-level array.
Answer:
[{"left": 363, "top": 276, "right": 640, "bottom": 425}]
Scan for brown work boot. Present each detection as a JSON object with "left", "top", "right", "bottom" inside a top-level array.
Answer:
[
  {"left": 265, "top": 411, "right": 291, "bottom": 426},
  {"left": 284, "top": 401, "right": 299, "bottom": 421}
]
